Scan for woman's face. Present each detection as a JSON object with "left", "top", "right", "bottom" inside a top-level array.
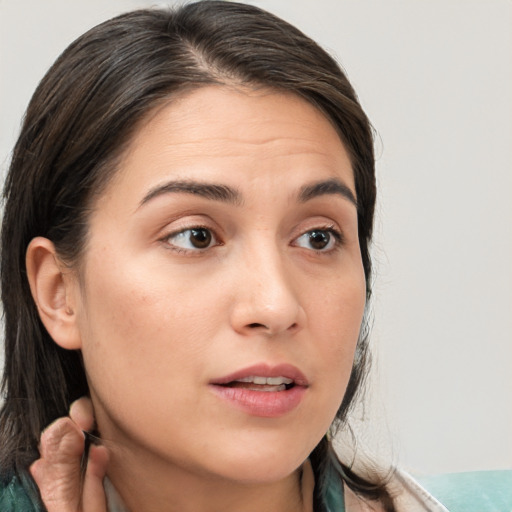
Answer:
[{"left": 71, "top": 86, "right": 366, "bottom": 484}]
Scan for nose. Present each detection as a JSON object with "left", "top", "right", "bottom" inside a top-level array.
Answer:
[{"left": 229, "top": 244, "right": 305, "bottom": 337}]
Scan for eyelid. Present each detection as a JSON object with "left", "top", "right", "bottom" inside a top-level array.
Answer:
[{"left": 292, "top": 219, "right": 344, "bottom": 241}]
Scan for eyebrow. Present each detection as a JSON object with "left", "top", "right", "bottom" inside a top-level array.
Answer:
[
  {"left": 140, "top": 180, "right": 242, "bottom": 207},
  {"left": 139, "top": 177, "right": 357, "bottom": 209},
  {"left": 298, "top": 178, "right": 358, "bottom": 208}
]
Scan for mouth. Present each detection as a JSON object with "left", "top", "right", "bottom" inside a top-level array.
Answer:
[
  {"left": 209, "top": 363, "right": 308, "bottom": 417},
  {"left": 218, "top": 375, "right": 296, "bottom": 392},
  {"left": 210, "top": 363, "right": 308, "bottom": 389}
]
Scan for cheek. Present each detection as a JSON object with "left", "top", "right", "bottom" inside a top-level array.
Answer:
[
  {"left": 306, "top": 270, "right": 366, "bottom": 401},
  {"left": 76, "top": 253, "right": 224, "bottom": 399},
  {"left": 75, "top": 261, "right": 226, "bottom": 455},
  {"left": 308, "top": 268, "right": 366, "bottom": 341}
]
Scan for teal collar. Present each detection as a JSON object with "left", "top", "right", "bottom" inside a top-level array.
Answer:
[{"left": 322, "top": 464, "right": 345, "bottom": 512}]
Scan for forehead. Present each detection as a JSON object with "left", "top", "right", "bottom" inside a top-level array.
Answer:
[{"left": 100, "top": 85, "right": 355, "bottom": 208}]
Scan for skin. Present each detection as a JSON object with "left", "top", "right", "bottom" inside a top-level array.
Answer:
[{"left": 27, "top": 86, "right": 367, "bottom": 512}]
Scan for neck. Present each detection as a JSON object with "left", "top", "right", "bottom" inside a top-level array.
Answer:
[{"left": 104, "top": 445, "right": 315, "bottom": 512}]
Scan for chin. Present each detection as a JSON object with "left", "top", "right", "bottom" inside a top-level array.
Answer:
[{"left": 203, "top": 440, "right": 312, "bottom": 485}]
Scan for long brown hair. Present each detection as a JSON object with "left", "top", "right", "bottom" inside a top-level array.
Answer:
[{"left": 1, "top": 1, "right": 387, "bottom": 507}]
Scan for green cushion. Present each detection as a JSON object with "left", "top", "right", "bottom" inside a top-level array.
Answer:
[{"left": 418, "top": 470, "right": 512, "bottom": 512}]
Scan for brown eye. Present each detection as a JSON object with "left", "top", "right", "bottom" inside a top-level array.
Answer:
[
  {"left": 294, "top": 229, "right": 339, "bottom": 252},
  {"left": 165, "top": 227, "right": 215, "bottom": 251},
  {"left": 189, "top": 228, "right": 212, "bottom": 248},
  {"left": 308, "top": 230, "right": 331, "bottom": 250}
]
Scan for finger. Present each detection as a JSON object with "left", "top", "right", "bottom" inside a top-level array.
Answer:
[
  {"left": 82, "top": 445, "right": 109, "bottom": 512},
  {"left": 30, "top": 417, "right": 84, "bottom": 511},
  {"left": 39, "top": 417, "right": 84, "bottom": 462},
  {"left": 69, "top": 397, "right": 95, "bottom": 432}
]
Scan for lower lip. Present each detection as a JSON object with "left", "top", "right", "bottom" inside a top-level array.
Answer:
[{"left": 209, "top": 385, "right": 307, "bottom": 418}]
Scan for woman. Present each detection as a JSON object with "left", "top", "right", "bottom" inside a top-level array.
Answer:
[{"left": 0, "top": 2, "right": 447, "bottom": 511}]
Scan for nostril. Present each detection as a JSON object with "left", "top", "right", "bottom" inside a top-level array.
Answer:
[
  {"left": 248, "top": 323, "right": 267, "bottom": 329},
  {"left": 246, "top": 322, "right": 299, "bottom": 333}
]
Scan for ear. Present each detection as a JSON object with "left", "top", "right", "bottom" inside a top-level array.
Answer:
[{"left": 26, "top": 237, "right": 82, "bottom": 350}]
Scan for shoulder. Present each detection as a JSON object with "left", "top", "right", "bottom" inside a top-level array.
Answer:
[
  {"left": 0, "top": 474, "right": 42, "bottom": 512},
  {"left": 343, "top": 486, "right": 387, "bottom": 511},
  {"left": 388, "top": 470, "right": 450, "bottom": 511},
  {"left": 319, "top": 463, "right": 512, "bottom": 512},
  {"left": 321, "top": 463, "right": 389, "bottom": 512},
  {"left": 335, "top": 468, "right": 448, "bottom": 512}
]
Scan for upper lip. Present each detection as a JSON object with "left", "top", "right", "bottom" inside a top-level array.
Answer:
[{"left": 210, "top": 363, "right": 309, "bottom": 387}]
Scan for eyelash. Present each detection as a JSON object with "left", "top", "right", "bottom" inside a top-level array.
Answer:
[{"left": 161, "top": 225, "right": 344, "bottom": 255}]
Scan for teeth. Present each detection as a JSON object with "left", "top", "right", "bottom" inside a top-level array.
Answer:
[
  {"left": 267, "top": 376, "right": 292, "bottom": 385},
  {"left": 235, "top": 376, "right": 293, "bottom": 385}
]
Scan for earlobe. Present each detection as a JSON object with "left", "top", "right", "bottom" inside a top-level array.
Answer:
[{"left": 26, "top": 237, "right": 82, "bottom": 350}]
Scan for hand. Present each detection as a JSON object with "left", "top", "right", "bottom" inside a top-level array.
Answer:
[{"left": 29, "top": 397, "right": 109, "bottom": 512}]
